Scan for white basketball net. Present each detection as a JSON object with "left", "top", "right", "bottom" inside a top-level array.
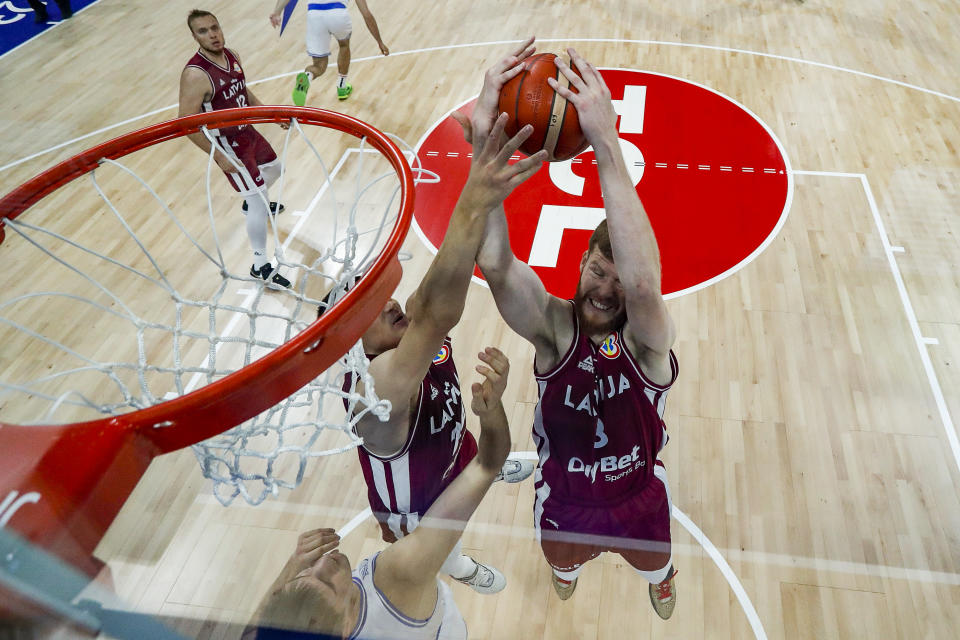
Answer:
[{"left": 0, "top": 115, "right": 436, "bottom": 505}]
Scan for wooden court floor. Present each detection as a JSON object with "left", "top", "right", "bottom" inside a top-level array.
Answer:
[{"left": 1, "top": 1, "right": 959, "bottom": 638}]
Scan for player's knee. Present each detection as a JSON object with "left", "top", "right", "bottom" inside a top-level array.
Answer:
[{"left": 260, "top": 161, "right": 282, "bottom": 188}]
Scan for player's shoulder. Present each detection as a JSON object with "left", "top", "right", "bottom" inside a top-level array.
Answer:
[
  {"left": 545, "top": 295, "right": 574, "bottom": 339},
  {"left": 181, "top": 53, "right": 209, "bottom": 77},
  {"left": 534, "top": 296, "right": 575, "bottom": 372},
  {"left": 179, "top": 63, "right": 212, "bottom": 96},
  {"left": 621, "top": 327, "right": 676, "bottom": 387}
]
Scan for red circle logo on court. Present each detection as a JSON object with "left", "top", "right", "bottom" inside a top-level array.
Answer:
[{"left": 413, "top": 69, "right": 792, "bottom": 299}]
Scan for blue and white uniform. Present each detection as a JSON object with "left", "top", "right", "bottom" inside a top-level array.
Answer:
[
  {"left": 306, "top": 1, "right": 353, "bottom": 58},
  {"left": 348, "top": 552, "right": 467, "bottom": 640}
]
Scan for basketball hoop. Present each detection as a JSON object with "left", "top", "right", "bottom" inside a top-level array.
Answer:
[{"left": 0, "top": 107, "right": 429, "bottom": 589}]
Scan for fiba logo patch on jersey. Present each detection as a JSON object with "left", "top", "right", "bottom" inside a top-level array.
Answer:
[
  {"left": 433, "top": 344, "right": 450, "bottom": 365},
  {"left": 599, "top": 333, "right": 620, "bottom": 359}
]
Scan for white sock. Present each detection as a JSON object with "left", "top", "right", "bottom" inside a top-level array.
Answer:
[
  {"left": 259, "top": 160, "right": 282, "bottom": 189},
  {"left": 553, "top": 566, "right": 583, "bottom": 582},
  {"left": 306, "top": 70, "right": 315, "bottom": 81},
  {"left": 338, "top": 74, "right": 348, "bottom": 88},
  {"left": 636, "top": 560, "right": 673, "bottom": 585},
  {"left": 244, "top": 195, "right": 269, "bottom": 269},
  {"left": 445, "top": 554, "right": 478, "bottom": 580},
  {"left": 252, "top": 250, "right": 269, "bottom": 271}
]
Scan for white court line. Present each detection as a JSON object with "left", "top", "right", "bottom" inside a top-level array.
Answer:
[
  {"left": 672, "top": 507, "right": 767, "bottom": 639},
  {"left": 228, "top": 491, "right": 960, "bottom": 587},
  {"left": 280, "top": 146, "right": 356, "bottom": 253},
  {"left": 3, "top": 38, "right": 958, "bottom": 177},
  {"left": 792, "top": 169, "right": 960, "bottom": 477},
  {"left": 338, "top": 507, "right": 373, "bottom": 538},
  {"left": 179, "top": 144, "right": 361, "bottom": 395},
  {"left": 180, "top": 289, "right": 259, "bottom": 395}
]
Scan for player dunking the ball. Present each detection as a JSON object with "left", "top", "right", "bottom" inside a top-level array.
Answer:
[
  {"left": 179, "top": 9, "right": 291, "bottom": 288},
  {"left": 461, "top": 41, "right": 680, "bottom": 618},
  {"left": 270, "top": 0, "right": 389, "bottom": 104}
]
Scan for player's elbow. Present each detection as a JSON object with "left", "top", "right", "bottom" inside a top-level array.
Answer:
[
  {"left": 408, "top": 292, "right": 461, "bottom": 333},
  {"left": 630, "top": 269, "right": 662, "bottom": 299},
  {"left": 476, "top": 252, "right": 513, "bottom": 292}
]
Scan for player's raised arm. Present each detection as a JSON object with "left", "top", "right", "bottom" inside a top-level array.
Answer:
[
  {"left": 354, "top": 0, "right": 389, "bottom": 55},
  {"left": 374, "top": 348, "right": 512, "bottom": 597},
  {"left": 551, "top": 49, "right": 676, "bottom": 368},
  {"left": 476, "top": 205, "right": 563, "bottom": 353},
  {"left": 356, "top": 116, "right": 545, "bottom": 453},
  {"left": 458, "top": 38, "right": 569, "bottom": 360}
]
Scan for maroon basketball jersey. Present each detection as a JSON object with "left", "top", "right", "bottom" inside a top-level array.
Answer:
[
  {"left": 533, "top": 303, "right": 678, "bottom": 506},
  {"left": 350, "top": 338, "right": 476, "bottom": 539},
  {"left": 183, "top": 48, "right": 249, "bottom": 137}
]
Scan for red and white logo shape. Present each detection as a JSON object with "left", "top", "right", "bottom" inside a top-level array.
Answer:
[
  {"left": 413, "top": 69, "right": 793, "bottom": 300},
  {"left": 598, "top": 333, "right": 621, "bottom": 359},
  {"left": 433, "top": 344, "right": 451, "bottom": 365}
]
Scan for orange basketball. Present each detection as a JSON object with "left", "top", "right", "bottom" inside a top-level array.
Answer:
[{"left": 498, "top": 53, "right": 589, "bottom": 162}]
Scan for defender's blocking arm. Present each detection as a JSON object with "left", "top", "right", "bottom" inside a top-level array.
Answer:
[
  {"left": 356, "top": 117, "right": 544, "bottom": 453},
  {"left": 374, "top": 348, "right": 512, "bottom": 597}
]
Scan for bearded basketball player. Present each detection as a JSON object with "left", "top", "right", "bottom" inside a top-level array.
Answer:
[
  {"left": 465, "top": 42, "right": 680, "bottom": 619},
  {"left": 179, "top": 9, "right": 290, "bottom": 288}
]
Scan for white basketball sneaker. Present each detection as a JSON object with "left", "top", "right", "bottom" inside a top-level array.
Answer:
[
  {"left": 649, "top": 567, "right": 678, "bottom": 619},
  {"left": 453, "top": 558, "right": 506, "bottom": 595},
  {"left": 495, "top": 457, "right": 534, "bottom": 483}
]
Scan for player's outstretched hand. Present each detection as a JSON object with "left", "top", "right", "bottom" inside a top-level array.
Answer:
[
  {"left": 461, "top": 112, "right": 547, "bottom": 213},
  {"left": 379, "top": 41, "right": 390, "bottom": 56},
  {"left": 269, "top": 11, "right": 283, "bottom": 29},
  {"left": 451, "top": 36, "right": 536, "bottom": 146},
  {"left": 274, "top": 528, "right": 340, "bottom": 586},
  {"left": 548, "top": 47, "right": 619, "bottom": 148},
  {"left": 471, "top": 347, "right": 510, "bottom": 416},
  {"left": 213, "top": 150, "right": 238, "bottom": 174}
]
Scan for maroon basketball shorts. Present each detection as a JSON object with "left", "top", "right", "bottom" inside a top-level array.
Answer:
[
  {"left": 369, "top": 429, "right": 479, "bottom": 544},
  {"left": 536, "top": 460, "right": 672, "bottom": 573},
  {"left": 218, "top": 126, "right": 279, "bottom": 195}
]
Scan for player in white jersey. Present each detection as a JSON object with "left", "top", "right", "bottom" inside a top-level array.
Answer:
[
  {"left": 247, "top": 347, "right": 514, "bottom": 639},
  {"left": 270, "top": 0, "right": 389, "bottom": 103}
]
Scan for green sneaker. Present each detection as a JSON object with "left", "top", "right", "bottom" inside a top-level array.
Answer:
[
  {"left": 292, "top": 72, "right": 310, "bottom": 106},
  {"left": 337, "top": 82, "right": 353, "bottom": 101}
]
